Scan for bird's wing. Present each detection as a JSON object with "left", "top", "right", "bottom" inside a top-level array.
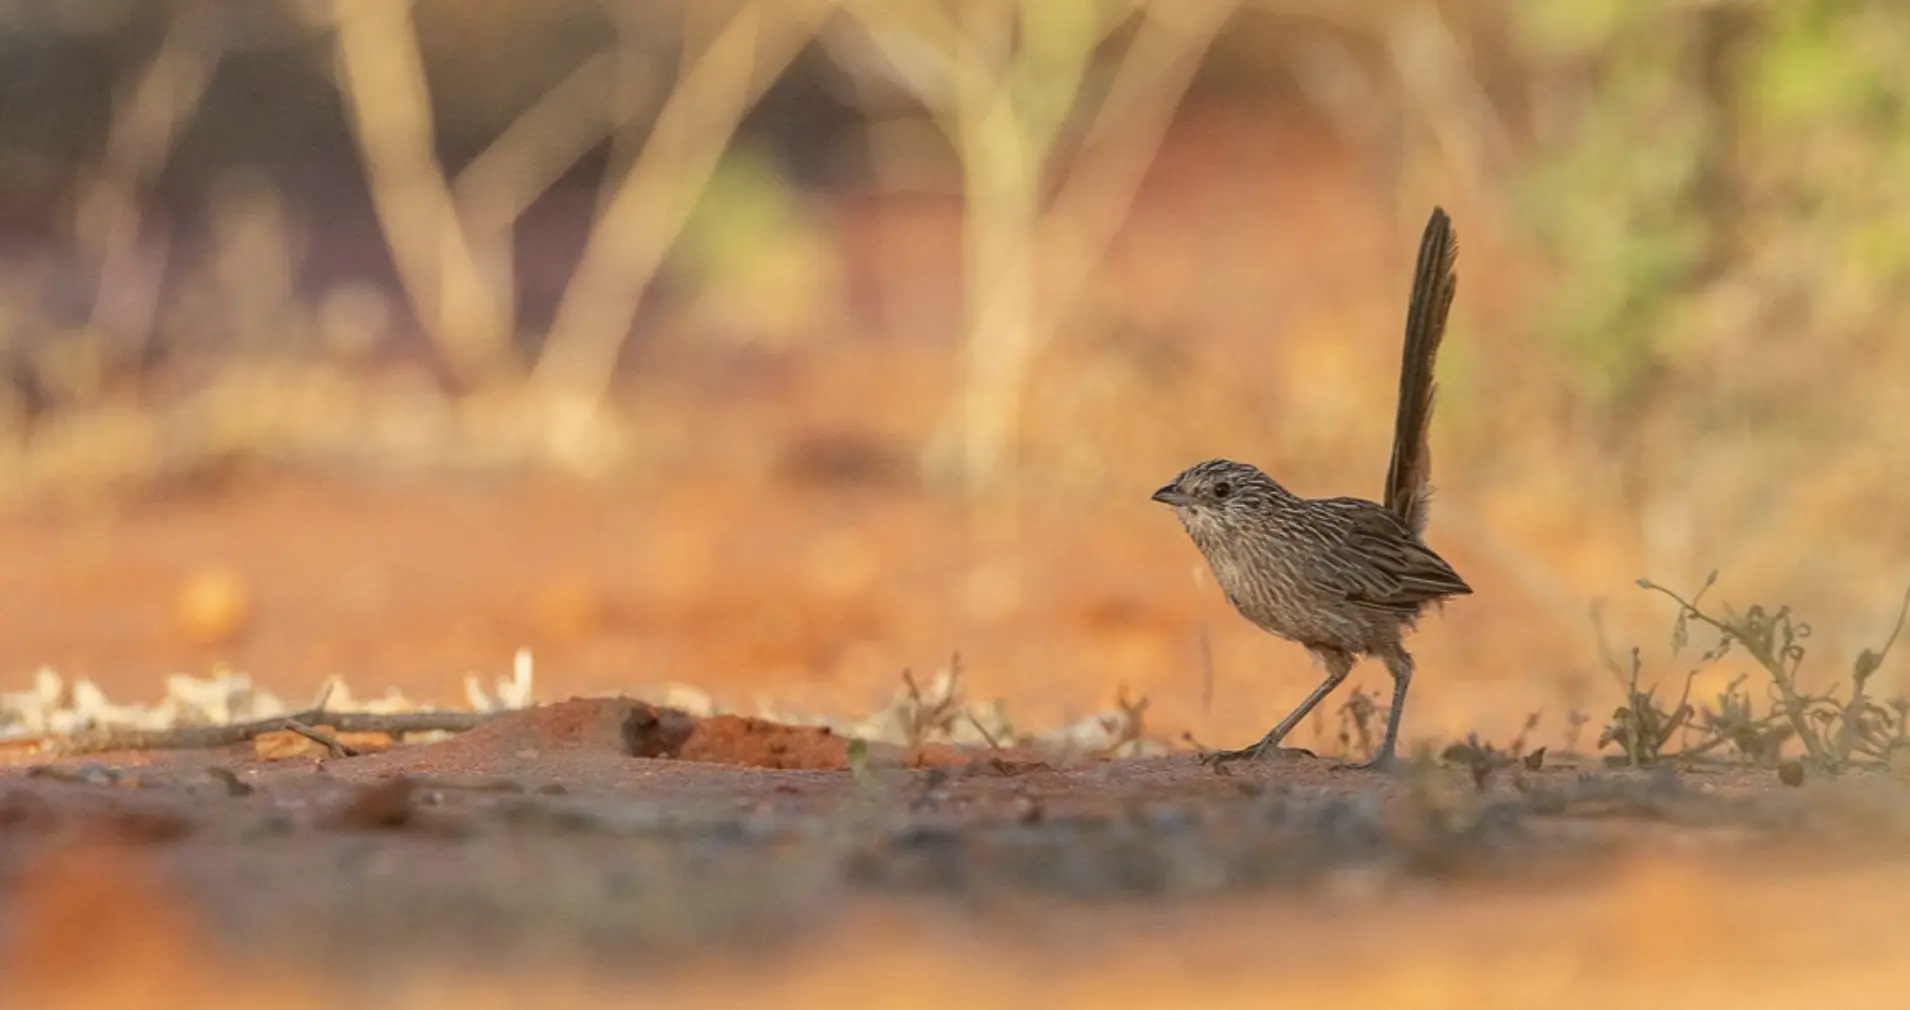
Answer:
[{"left": 1310, "top": 501, "right": 1472, "bottom": 614}]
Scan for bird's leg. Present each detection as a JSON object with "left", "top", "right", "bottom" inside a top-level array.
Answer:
[
  {"left": 1334, "top": 647, "right": 1413, "bottom": 772},
  {"left": 1203, "top": 650, "right": 1353, "bottom": 766}
]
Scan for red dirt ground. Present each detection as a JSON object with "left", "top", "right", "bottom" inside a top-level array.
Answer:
[
  {"left": 0, "top": 469, "right": 1583, "bottom": 757},
  {"left": 4, "top": 696, "right": 1909, "bottom": 1009},
  {"left": 0, "top": 451, "right": 1890, "bottom": 1007}
]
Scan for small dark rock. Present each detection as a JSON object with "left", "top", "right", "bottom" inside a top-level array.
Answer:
[
  {"left": 319, "top": 775, "right": 418, "bottom": 830},
  {"left": 207, "top": 767, "right": 254, "bottom": 797},
  {"left": 622, "top": 703, "right": 698, "bottom": 758}
]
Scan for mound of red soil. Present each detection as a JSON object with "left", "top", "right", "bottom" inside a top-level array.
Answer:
[{"left": 383, "top": 697, "right": 1020, "bottom": 773}]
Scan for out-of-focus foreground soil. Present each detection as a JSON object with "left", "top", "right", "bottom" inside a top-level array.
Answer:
[{"left": 4, "top": 697, "right": 1910, "bottom": 1008}]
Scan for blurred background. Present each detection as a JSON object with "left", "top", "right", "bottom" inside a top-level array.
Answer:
[{"left": 2, "top": 0, "right": 1908, "bottom": 752}]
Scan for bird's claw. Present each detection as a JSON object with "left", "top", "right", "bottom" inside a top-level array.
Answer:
[
  {"left": 1197, "top": 747, "right": 1254, "bottom": 769},
  {"left": 1199, "top": 743, "right": 1315, "bottom": 771},
  {"left": 1331, "top": 754, "right": 1404, "bottom": 774}
]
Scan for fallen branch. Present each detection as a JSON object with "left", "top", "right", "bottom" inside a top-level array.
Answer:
[
  {"left": 280, "top": 718, "right": 360, "bottom": 758},
  {"left": 46, "top": 708, "right": 505, "bottom": 757}
]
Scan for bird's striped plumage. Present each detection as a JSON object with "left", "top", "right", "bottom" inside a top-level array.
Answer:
[
  {"left": 1162, "top": 460, "right": 1470, "bottom": 654},
  {"left": 1152, "top": 207, "right": 1467, "bottom": 769}
]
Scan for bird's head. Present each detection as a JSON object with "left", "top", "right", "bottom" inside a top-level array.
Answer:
[{"left": 1150, "top": 459, "right": 1289, "bottom": 531}]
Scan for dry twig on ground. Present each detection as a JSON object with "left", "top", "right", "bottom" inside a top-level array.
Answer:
[{"left": 50, "top": 707, "right": 501, "bottom": 756}]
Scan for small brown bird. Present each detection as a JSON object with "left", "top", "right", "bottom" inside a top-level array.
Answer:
[{"left": 1152, "top": 207, "right": 1470, "bottom": 770}]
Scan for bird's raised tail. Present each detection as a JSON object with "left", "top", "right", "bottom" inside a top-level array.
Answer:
[{"left": 1383, "top": 206, "right": 1459, "bottom": 538}]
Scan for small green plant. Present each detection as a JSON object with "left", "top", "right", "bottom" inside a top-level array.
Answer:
[
  {"left": 1603, "top": 571, "right": 1910, "bottom": 772},
  {"left": 1597, "top": 643, "right": 1695, "bottom": 768},
  {"left": 846, "top": 737, "right": 873, "bottom": 787},
  {"left": 1441, "top": 712, "right": 1546, "bottom": 790},
  {"left": 1336, "top": 687, "right": 1379, "bottom": 762}
]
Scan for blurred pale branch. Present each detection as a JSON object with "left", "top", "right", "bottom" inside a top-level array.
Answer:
[
  {"left": 78, "top": 5, "right": 225, "bottom": 357},
  {"left": 845, "top": 0, "right": 1238, "bottom": 495},
  {"left": 452, "top": 53, "right": 621, "bottom": 245},
  {"left": 529, "top": 0, "right": 841, "bottom": 414},
  {"left": 591, "top": 0, "right": 670, "bottom": 224},
  {"left": 451, "top": 51, "right": 623, "bottom": 335},
  {"left": 1027, "top": 0, "right": 1240, "bottom": 362},
  {"left": 329, "top": 0, "right": 515, "bottom": 388},
  {"left": 321, "top": 0, "right": 840, "bottom": 452},
  {"left": 1382, "top": 0, "right": 1508, "bottom": 208}
]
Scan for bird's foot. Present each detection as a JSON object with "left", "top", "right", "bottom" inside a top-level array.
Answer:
[
  {"left": 1199, "top": 742, "right": 1315, "bottom": 769},
  {"left": 1331, "top": 752, "right": 1405, "bottom": 774}
]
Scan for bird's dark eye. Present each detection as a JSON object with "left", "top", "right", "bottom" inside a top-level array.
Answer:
[{"left": 1212, "top": 481, "right": 1232, "bottom": 499}]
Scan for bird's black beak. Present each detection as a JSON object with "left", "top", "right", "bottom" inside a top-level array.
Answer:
[{"left": 1151, "top": 483, "right": 1192, "bottom": 507}]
